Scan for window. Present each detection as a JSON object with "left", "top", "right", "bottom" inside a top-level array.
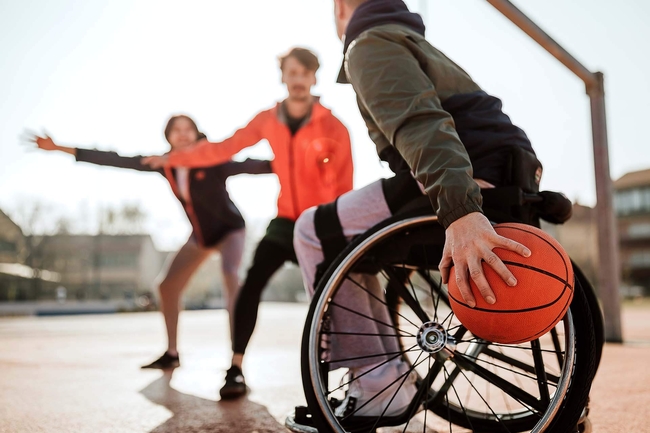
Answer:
[
  {"left": 616, "top": 187, "right": 650, "bottom": 216},
  {"left": 628, "top": 223, "right": 650, "bottom": 238},
  {"left": 629, "top": 251, "right": 650, "bottom": 268},
  {"left": 99, "top": 253, "right": 138, "bottom": 268},
  {"left": 0, "top": 240, "right": 16, "bottom": 253}
]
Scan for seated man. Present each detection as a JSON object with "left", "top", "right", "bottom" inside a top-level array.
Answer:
[{"left": 294, "top": 0, "right": 535, "bottom": 418}]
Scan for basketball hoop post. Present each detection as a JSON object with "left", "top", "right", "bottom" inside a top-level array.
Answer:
[{"left": 485, "top": 0, "right": 623, "bottom": 342}]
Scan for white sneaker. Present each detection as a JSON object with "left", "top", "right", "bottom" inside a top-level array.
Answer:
[{"left": 335, "top": 359, "right": 417, "bottom": 418}]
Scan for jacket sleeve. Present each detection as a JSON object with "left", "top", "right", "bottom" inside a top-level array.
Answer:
[
  {"left": 346, "top": 32, "right": 483, "bottom": 229},
  {"left": 220, "top": 158, "right": 274, "bottom": 178},
  {"left": 167, "top": 112, "right": 267, "bottom": 168},
  {"left": 76, "top": 148, "right": 163, "bottom": 173}
]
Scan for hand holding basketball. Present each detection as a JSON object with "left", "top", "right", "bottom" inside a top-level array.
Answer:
[
  {"left": 440, "top": 212, "right": 531, "bottom": 308},
  {"left": 448, "top": 223, "right": 574, "bottom": 344}
]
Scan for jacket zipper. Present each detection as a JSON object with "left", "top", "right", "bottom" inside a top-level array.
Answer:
[
  {"left": 288, "top": 131, "right": 300, "bottom": 220},
  {"left": 164, "top": 167, "right": 205, "bottom": 246}
]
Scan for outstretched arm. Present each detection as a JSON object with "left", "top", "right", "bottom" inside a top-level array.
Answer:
[
  {"left": 30, "top": 134, "right": 77, "bottom": 156},
  {"left": 219, "top": 158, "right": 273, "bottom": 178},
  {"left": 30, "top": 134, "right": 161, "bottom": 173},
  {"left": 142, "top": 112, "right": 268, "bottom": 169}
]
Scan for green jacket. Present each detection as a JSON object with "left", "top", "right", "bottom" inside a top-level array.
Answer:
[{"left": 344, "top": 24, "right": 484, "bottom": 229}]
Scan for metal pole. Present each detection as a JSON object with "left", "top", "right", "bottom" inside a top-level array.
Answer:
[
  {"left": 589, "top": 73, "right": 623, "bottom": 342},
  {"left": 486, "top": 0, "right": 623, "bottom": 342},
  {"left": 485, "top": 0, "right": 596, "bottom": 89}
]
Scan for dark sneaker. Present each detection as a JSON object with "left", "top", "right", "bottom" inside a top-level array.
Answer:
[
  {"left": 219, "top": 366, "right": 247, "bottom": 399},
  {"left": 141, "top": 352, "right": 180, "bottom": 369}
]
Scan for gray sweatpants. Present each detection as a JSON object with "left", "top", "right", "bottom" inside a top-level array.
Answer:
[{"left": 294, "top": 180, "right": 400, "bottom": 369}]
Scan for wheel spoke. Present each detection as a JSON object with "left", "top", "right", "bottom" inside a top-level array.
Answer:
[
  {"left": 531, "top": 339, "right": 551, "bottom": 405},
  {"left": 452, "top": 352, "right": 547, "bottom": 413},
  {"left": 550, "top": 327, "right": 565, "bottom": 367},
  {"left": 326, "top": 345, "right": 419, "bottom": 396},
  {"left": 427, "top": 362, "right": 463, "bottom": 409},
  {"left": 423, "top": 356, "right": 431, "bottom": 433},
  {"left": 383, "top": 267, "right": 431, "bottom": 323},
  {"left": 455, "top": 366, "right": 516, "bottom": 433},
  {"left": 369, "top": 352, "right": 426, "bottom": 432},
  {"left": 443, "top": 364, "right": 476, "bottom": 432},
  {"left": 323, "top": 330, "right": 414, "bottom": 338},
  {"left": 417, "top": 269, "right": 450, "bottom": 309},
  {"left": 460, "top": 340, "right": 565, "bottom": 355},
  {"left": 462, "top": 351, "right": 560, "bottom": 385},
  {"left": 328, "top": 300, "right": 416, "bottom": 337},
  {"left": 326, "top": 346, "right": 420, "bottom": 365},
  {"left": 342, "top": 353, "right": 428, "bottom": 421},
  {"left": 345, "top": 275, "right": 421, "bottom": 330},
  {"left": 482, "top": 347, "right": 561, "bottom": 384}
]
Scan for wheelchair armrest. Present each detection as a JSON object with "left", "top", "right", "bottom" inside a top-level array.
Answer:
[
  {"left": 393, "top": 186, "right": 572, "bottom": 226},
  {"left": 535, "top": 191, "right": 573, "bottom": 224},
  {"left": 482, "top": 187, "right": 572, "bottom": 225}
]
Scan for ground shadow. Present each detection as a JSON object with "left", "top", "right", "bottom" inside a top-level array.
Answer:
[{"left": 140, "top": 370, "right": 288, "bottom": 433}]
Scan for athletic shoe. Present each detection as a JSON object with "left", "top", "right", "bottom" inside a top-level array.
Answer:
[
  {"left": 140, "top": 352, "right": 180, "bottom": 369},
  {"left": 219, "top": 366, "right": 248, "bottom": 399},
  {"left": 335, "top": 359, "right": 417, "bottom": 418}
]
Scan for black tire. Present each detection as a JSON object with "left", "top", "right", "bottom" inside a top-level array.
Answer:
[
  {"left": 301, "top": 214, "right": 597, "bottom": 433},
  {"left": 572, "top": 261, "right": 604, "bottom": 372}
]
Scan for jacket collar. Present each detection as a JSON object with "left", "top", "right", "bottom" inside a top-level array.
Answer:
[
  {"left": 337, "top": 0, "right": 426, "bottom": 83},
  {"left": 273, "top": 96, "right": 328, "bottom": 126}
]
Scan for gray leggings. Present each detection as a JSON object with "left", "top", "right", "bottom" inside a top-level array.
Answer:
[
  {"left": 156, "top": 228, "right": 246, "bottom": 352},
  {"left": 294, "top": 180, "right": 399, "bottom": 369}
]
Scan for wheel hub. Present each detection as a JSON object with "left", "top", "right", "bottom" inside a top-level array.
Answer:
[{"left": 417, "top": 321, "right": 456, "bottom": 356}]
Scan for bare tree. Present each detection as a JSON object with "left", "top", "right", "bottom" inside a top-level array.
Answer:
[
  {"left": 9, "top": 202, "right": 55, "bottom": 299},
  {"left": 98, "top": 203, "right": 147, "bottom": 235}
]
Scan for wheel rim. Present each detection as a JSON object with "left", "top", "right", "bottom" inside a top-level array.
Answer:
[{"left": 307, "top": 216, "right": 577, "bottom": 433}]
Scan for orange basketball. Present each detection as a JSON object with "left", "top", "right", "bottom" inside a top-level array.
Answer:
[{"left": 448, "top": 223, "right": 574, "bottom": 344}]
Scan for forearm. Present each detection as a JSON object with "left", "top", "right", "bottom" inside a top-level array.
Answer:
[
  {"left": 222, "top": 159, "right": 273, "bottom": 177},
  {"left": 394, "top": 113, "right": 482, "bottom": 227},
  {"left": 76, "top": 148, "right": 158, "bottom": 172},
  {"left": 168, "top": 115, "right": 265, "bottom": 168},
  {"left": 54, "top": 145, "right": 77, "bottom": 156},
  {"left": 167, "top": 140, "right": 235, "bottom": 168}
]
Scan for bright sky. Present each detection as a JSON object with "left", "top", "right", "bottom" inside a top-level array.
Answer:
[{"left": 1, "top": 0, "right": 649, "bottom": 250}]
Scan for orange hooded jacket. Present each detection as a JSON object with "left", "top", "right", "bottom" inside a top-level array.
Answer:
[{"left": 168, "top": 101, "right": 353, "bottom": 221}]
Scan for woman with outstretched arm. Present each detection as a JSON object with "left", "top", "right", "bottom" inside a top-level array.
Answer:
[{"left": 30, "top": 115, "right": 273, "bottom": 369}]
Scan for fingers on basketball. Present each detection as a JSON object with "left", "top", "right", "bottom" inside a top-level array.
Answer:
[
  {"left": 453, "top": 263, "right": 476, "bottom": 307},
  {"left": 494, "top": 233, "right": 531, "bottom": 258},
  {"left": 468, "top": 258, "right": 496, "bottom": 304}
]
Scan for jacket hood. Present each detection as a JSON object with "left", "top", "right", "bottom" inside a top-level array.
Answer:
[{"left": 337, "top": 0, "right": 426, "bottom": 83}]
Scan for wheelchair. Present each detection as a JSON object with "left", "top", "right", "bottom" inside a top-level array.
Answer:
[{"left": 287, "top": 186, "right": 604, "bottom": 433}]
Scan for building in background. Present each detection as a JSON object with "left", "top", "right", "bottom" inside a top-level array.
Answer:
[
  {"left": 546, "top": 167, "right": 650, "bottom": 297},
  {"left": 542, "top": 203, "right": 599, "bottom": 290},
  {"left": 0, "top": 209, "right": 24, "bottom": 263},
  {"left": 38, "top": 234, "right": 166, "bottom": 302},
  {"left": 614, "top": 168, "right": 650, "bottom": 295},
  {"left": 0, "top": 210, "right": 61, "bottom": 302}
]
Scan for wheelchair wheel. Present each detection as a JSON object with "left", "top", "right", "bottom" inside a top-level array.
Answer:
[{"left": 301, "top": 215, "right": 597, "bottom": 433}]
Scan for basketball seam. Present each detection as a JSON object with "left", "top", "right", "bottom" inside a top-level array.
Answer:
[
  {"left": 448, "top": 274, "right": 572, "bottom": 313},
  {"left": 496, "top": 224, "right": 570, "bottom": 283},
  {"left": 507, "top": 289, "right": 574, "bottom": 344},
  {"left": 501, "top": 260, "right": 574, "bottom": 290}
]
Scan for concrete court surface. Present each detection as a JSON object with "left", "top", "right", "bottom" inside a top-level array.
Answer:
[{"left": 0, "top": 302, "right": 649, "bottom": 433}]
